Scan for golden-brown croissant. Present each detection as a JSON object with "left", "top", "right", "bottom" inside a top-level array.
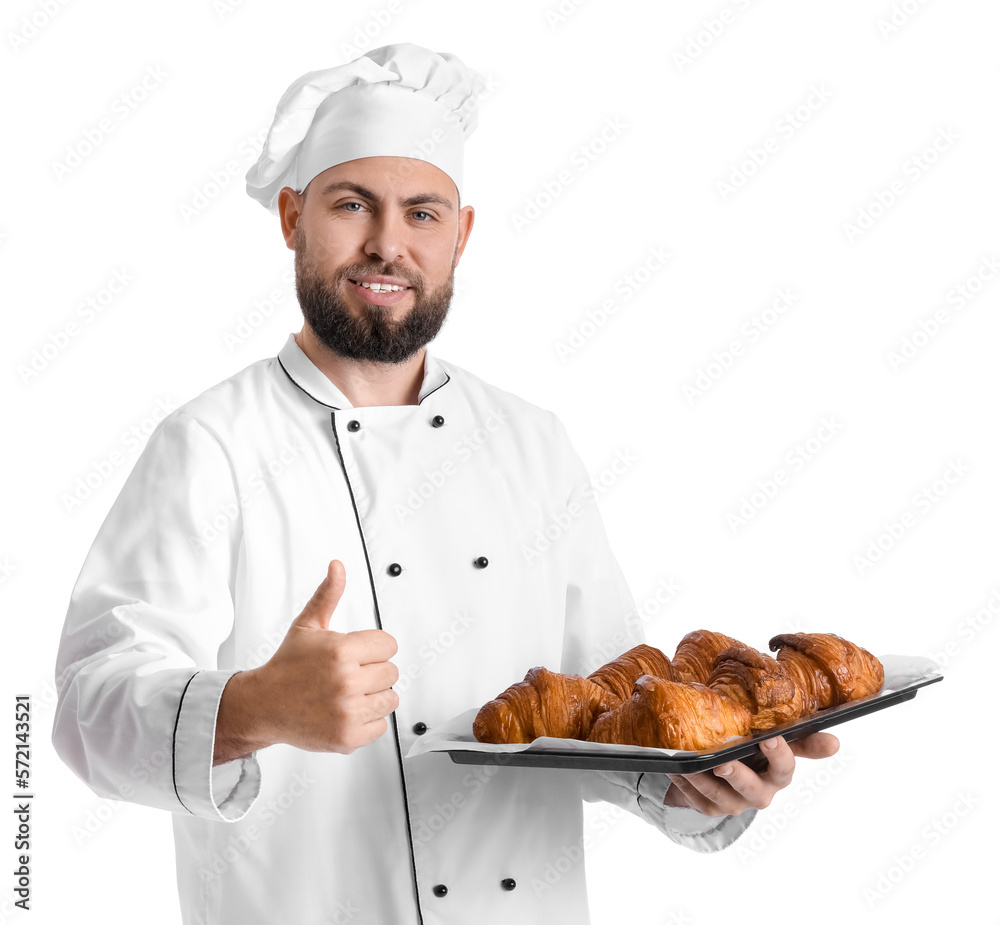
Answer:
[
  {"left": 586, "top": 643, "right": 674, "bottom": 701},
  {"left": 586, "top": 675, "right": 752, "bottom": 750},
  {"left": 472, "top": 667, "right": 620, "bottom": 744},
  {"left": 706, "top": 645, "right": 801, "bottom": 732},
  {"left": 671, "top": 630, "right": 752, "bottom": 684},
  {"left": 768, "top": 633, "right": 884, "bottom": 714}
]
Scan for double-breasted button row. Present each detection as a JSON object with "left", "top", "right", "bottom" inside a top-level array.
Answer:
[
  {"left": 431, "top": 879, "right": 517, "bottom": 898},
  {"left": 386, "top": 558, "right": 489, "bottom": 576},
  {"left": 344, "top": 416, "right": 445, "bottom": 432}
]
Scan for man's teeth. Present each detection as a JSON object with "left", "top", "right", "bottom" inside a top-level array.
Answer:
[{"left": 358, "top": 280, "right": 408, "bottom": 291}]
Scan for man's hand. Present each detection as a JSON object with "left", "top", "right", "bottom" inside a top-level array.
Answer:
[
  {"left": 661, "top": 732, "right": 840, "bottom": 816},
  {"left": 213, "top": 560, "right": 400, "bottom": 765}
]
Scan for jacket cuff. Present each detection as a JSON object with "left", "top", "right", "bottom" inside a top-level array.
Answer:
[
  {"left": 173, "top": 669, "right": 261, "bottom": 821},
  {"left": 637, "top": 772, "right": 757, "bottom": 853}
]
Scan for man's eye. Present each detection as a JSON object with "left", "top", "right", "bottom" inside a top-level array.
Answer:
[
  {"left": 412, "top": 211, "right": 432, "bottom": 222},
  {"left": 341, "top": 202, "right": 365, "bottom": 212}
]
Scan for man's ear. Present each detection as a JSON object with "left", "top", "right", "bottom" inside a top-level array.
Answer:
[
  {"left": 278, "top": 187, "right": 304, "bottom": 250},
  {"left": 453, "top": 204, "right": 475, "bottom": 267}
]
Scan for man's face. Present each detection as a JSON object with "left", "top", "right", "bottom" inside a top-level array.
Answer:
[{"left": 279, "top": 156, "right": 474, "bottom": 365}]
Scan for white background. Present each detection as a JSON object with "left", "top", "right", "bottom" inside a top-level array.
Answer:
[{"left": 2, "top": 0, "right": 996, "bottom": 922}]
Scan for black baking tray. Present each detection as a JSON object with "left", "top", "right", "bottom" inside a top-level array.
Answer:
[{"left": 446, "top": 673, "right": 942, "bottom": 774}]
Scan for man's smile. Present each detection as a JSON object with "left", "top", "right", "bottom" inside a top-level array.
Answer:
[{"left": 347, "top": 276, "right": 413, "bottom": 306}]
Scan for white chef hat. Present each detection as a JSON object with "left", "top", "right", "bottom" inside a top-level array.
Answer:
[{"left": 245, "top": 42, "right": 487, "bottom": 215}]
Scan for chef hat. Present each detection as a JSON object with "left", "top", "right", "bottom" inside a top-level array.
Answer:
[{"left": 245, "top": 42, "right": 488, "bottom": 215}]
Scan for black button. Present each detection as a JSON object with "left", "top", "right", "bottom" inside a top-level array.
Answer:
[
  {"left": 413, "top": 722, "right": 427, "bottom": 735},
  {"left": 431, "top": 415, "right": 445, "bottom": 427},
  {"left": 347, "top": 419, "right": 361, "bottom": 432},
  {"left": 500, "top": 878, "right": 516, "bottom": 891},
  {"left": 432, "top": 884, "right": 448, "bottom": 898},
  {"left": 474, "top": 556, "right": 489, "bottom": 569},
  {"left": 387, "top": 563, "right": 402, "bottom": 577}
]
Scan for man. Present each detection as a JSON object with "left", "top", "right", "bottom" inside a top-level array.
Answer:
[{"left": 52, "top": 43, "right": 837, "bottom": 924}]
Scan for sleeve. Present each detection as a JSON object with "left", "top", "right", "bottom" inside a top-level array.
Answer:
[
  {"left": 550, "top": 415, "right": 756, "bottom": 853},
  {"left": 50, "top": 410, "right": 261, "bottom": 822}
]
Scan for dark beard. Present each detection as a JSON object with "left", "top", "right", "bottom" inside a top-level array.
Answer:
[{"left": 294, "top": 226, "right": 455, "bottom": 365}]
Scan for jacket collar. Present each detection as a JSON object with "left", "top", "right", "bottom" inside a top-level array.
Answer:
[{"left": 276, "top": 332, "right": 450, "bottom": 409}]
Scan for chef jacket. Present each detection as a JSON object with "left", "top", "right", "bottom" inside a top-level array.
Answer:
[{"left": 52, "top": 332, "right": 756, "bottom": 925}]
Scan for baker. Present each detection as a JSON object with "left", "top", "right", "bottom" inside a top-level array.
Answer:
[{"left": 51, "top": 42, "right": 839, "bottom": 924}]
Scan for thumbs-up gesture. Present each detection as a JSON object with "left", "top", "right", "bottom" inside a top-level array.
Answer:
[{"left": 213, "top": 561, "right": 400, "bottom": 764}]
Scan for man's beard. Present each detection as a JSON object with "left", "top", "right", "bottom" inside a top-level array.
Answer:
[{"left": 293, "top": 226, "right": 455, "bottom": 365}]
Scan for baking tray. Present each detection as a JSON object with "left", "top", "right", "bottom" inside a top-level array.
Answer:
[
  {"left": 406, "top": 655, "right": 943, "bottom": 774},
  {"left": 446, "top": 673, "right": 941, "bottom": 773}
]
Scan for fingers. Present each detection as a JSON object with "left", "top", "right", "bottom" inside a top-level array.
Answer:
[
  {"left": 666, "top": 736, "right": 797, "bottom": 815},
  {"left": 789, "top": 731, "right": 840, "bottom": 760},
  {"left": 666, "top": 772, "right": 740, "bottom": 816},
  {"left": 359, "top": 687, "right": 399, "bottom": 725},
  {"left": 354, "top": 659, "right": 400, "bottom": 696},
  {"left": 343, "top": 628, "right": 398, "bottom": 663},
  {"left": 755, "top": 735, "right": 796, "bottom": 789}
]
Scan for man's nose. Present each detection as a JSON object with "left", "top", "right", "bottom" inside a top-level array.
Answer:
[{"left": 363, "top": 210, "right": 408, "bottom": 265}]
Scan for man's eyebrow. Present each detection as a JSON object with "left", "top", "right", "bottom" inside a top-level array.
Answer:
[{"left": 318, "top": 181, "right": 454, "bottom": 212}]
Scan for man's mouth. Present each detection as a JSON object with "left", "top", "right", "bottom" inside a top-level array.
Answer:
[{"left": 348, "top": 279, "right": 411, "bottom": 292}]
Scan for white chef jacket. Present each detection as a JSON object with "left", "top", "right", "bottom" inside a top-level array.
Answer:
[{"left": 52, "top": 332, "right": 756, "bottom": 925}]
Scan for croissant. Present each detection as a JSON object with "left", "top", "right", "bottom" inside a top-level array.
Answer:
[
  {"left": 706, "top": 646, "right": 802, "bottom": 732},
  {"left": 473, "top": 667, "right": 620, "bottom": 744},
  {"left": 586, "top": 643, "right": 674, "bottom": 701},
  {"left": 768, "top": 633, "right": 885, "bottom": 714},
  {"left": 671, "top": 630, "right": 752, "bottom": 684},
  {"left": 586, "top": 675, "right": 752, "bottom": 750}
]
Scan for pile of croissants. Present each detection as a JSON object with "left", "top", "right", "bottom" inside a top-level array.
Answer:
[{"left": 473, "top": 631, "right": 885, "bottom": 751}]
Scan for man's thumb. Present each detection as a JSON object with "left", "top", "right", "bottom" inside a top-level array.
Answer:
[{"left": 293, "top": 560, "right": 347, "bottom": 631}]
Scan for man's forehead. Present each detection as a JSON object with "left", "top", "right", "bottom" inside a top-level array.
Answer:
[{"left": 310, "top": 157, "right": 457, "bottom": 205}]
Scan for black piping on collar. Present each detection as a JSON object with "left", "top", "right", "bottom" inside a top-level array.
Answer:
[
  {"left": 276, "top": 354, "right": 451, "bottom": 408},
  {"left": 277, "top": 355, "right": 341, "bottom": 410}
]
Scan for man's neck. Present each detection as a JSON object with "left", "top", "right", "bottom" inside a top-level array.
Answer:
[{"left": 294, "top": 327, "right": 426, "bottom": 407}]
